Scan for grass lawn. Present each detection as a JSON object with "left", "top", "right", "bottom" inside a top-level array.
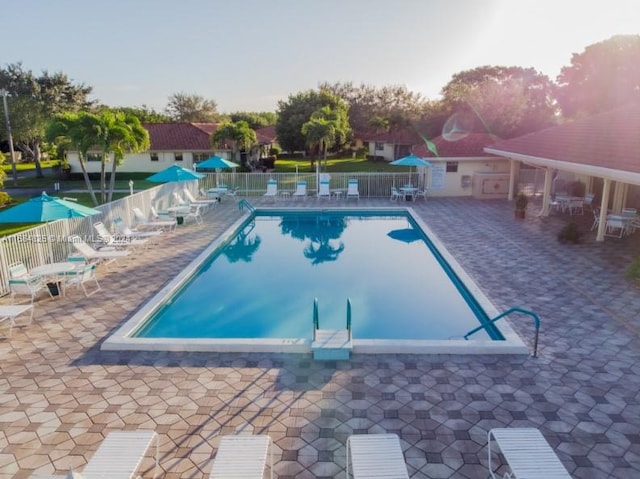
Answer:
[{"left": 1, "top": 160, "right": 58, "bottom": 172}]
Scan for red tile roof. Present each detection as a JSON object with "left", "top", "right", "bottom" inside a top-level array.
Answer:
[
  {"left": 142, "top": 123, "right": 218, "bottom": 151},
  {"left": 486, "top": 103, "right": 640, "bottom": 174},
  {"left": 255, "top": 125, "right": 277, "bottom": 145},
  {"left": 413, "top": 133, "right": 501, "bottom": 158}
]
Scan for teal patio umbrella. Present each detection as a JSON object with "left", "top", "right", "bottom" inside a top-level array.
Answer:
[
  {"left": 195, "top": 156, "right": 240, "bottom": 187},
  {"left": 390, "top": 153, "right": 432, "bottom": 187},
  {"left": 0, "top": 192, "right": 101, "bottom": 222},
  {"left": 195, "top": 156, "right": 240, "bottom": 170},
  {"left": 146, "top": 165, "right": 205, "bottom": 183}
]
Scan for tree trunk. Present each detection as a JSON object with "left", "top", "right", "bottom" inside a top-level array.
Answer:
[
  {"left": 78, "top": 153, "right": 99, "bottom": 206},
  {"left": 33, "top": 142, "right": 43, "bottom": 178},
  {"left": 100, "top": 156, "right": 107, "bottom": 204},
  {"left": 108, "top": 156, "right": 118, "bottom": 203}
]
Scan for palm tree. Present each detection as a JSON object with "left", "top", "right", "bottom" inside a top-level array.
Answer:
[
  {"left": 45, "top": 112, "right": 101, "bottom": 205},
  {"left": 302, "top": 105, "right": 351, "bottom": 172},
  {"left": 98, "top": 111, "right": 149, "bottom": 202},
  {"left": 211, "top": 120, "right": 257, "bottom": 167}
]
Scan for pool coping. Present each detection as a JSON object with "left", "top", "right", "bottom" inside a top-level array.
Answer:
[{"left": 102, "top": 207, "right": 529, "bottom": 355}]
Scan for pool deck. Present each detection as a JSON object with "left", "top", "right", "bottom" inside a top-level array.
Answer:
[{"left": 1, "top": 196, "right": 639, "bottom": 478}]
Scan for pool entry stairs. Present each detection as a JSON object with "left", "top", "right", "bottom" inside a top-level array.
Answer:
[{"left": 311, "top": 298, "right": 353, "bottom": 360}]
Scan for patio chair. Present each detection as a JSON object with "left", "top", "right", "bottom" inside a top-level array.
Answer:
[
  {"left": 209, "top": 435, "right": 273, "bottom": 479},
  {"left": 64, "top": 263, "right": 101, "bottom": 297},
  {"left": 568, "top": 198, "right": 584, "bottom": 215},
  {"left": 183, "top": 204, "right": 204, "bottom": 224},
  {"left": 605, "top": 216, "right": 626, "bottom": 238},
  {"left": 263, "top": 179, "right": 278, "bottom": 201},
  {"left": 346, "top": 434, "right": 409, "bottom": 479},
  {"left": 69, "top": 235, "right": 130, "bottom": 267},
  {"left": 591, "top": 207, "right": 601, "bottom": 231},
  {"left": 390, "top": 187, "right": 402, "bottom": 201},
  {"left": 293, "top": 181, "right": 307, "bottom": 200},
  {"left": 226, "top": 186, "right": 239, "bottom": 198},
  {"left": 93, "top": 221, "right": 148, "bottom": 250},
  {"left": 113, "top": 216, "right": 163, "bottom": 241},
  {"left": 346, "top": 179, "right": 360, "bottom": 200},
  {"left": 488, "top": 428, "right": 570, "bottom": 479},
  {"left": 317, "top": 180, "right": 331, "bottom": 200},
  {"left": 8, "top": 263, "right": 53, "bottom": 304},
  {"left": 0, "top": 304, "right": 34, "bottom": 338},
  {"left": 414, "top": 186, "right": 427, "bottom": 201},
  {"left": 132, "top": 207, "right": 177, "bottom": 231}
]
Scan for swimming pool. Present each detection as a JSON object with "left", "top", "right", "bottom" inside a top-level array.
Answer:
[{"left": 103, "top": 208, "right": 527, "bottom": 354}]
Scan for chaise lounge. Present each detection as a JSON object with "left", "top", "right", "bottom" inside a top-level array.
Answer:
[
  {"left": 209, "top": 435, "right": 273, "bottom": 479},
  {"left": 346, "top": 433, "right": 409, "bottom": 479}
]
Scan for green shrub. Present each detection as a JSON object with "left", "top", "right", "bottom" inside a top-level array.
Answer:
[
  {"left": 269, "top": 146, "right": 281, "bottom": 157},
  {"left": 515, "top": 192, "right": 528, "bottom": 210},
  {"left": 626, "top": 256, "right": 640, "bottom": 281},
  {"left": 0, "top": 192, "right": 10, "bottom": 206},
  {"left": 557, "top": 222, "right": 582, "bottom": 244}
]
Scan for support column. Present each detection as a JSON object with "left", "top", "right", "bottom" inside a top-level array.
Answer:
[
  {"left": 596, "top": 178, "right": 611, "bottom": 242},
  {"left": 538, "top": 167, "right": 553, "bottom": 216},
  {"left": 508, "top": 159, "right": 519, "bottom": 200}
]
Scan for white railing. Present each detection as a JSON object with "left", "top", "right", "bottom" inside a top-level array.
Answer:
[{"left": 2, "top": 168, "right": 526, "bottom": 296}]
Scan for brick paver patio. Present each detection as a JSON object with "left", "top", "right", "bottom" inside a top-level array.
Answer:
[{"left": 1, "top": 196, "right": 639, "bottom": 478}]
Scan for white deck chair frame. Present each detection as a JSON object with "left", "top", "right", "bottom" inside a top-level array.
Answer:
[
  {"left": 209, "top": 435, "right": 273, "bottom": 479},
  {"left": 292, "top": 181, "right": 307, "bottom": 200},
  {"left": 264, "top": 180, "right": 278, "bottom": 201},
  {"left": 70, "top": 235, "right": 129, "bottom": 268},
  {"left": 346, "top": 179, "right": 360, "bottom": 200},
  {"left": 346, "top": 434, "right": 408, "bottom": 479},
  {"left": 0, "top": 305, "right": 34, "bottom": 338}
]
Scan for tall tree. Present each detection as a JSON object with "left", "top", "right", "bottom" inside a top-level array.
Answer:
[
  {"left": 229, "top": 111, "right": 277, "bottom": 129},
  {"left": 440, "top": 65, "right": 556, "bottom": 138},
  {"left": 97, "top": 105, "right": 171, "bottom": 123},
  {"left": 211, "top": 120, "right": 257, "bottom": 167},
  {"left": 97, "top": 111, "right": 150, "bottom": 203},
  {"left": 165, "top": 92, "right": 219, "bottom": 122},
  {"left": 45, "top": 112, "right": 101, "bottom": 205},
  {"left": 556, "top": 35, "right": 640, "bottom": 118},
  {"left": 301, "top": 105, "right": 351, "bottom": 169},
  {"left": 276, "top": 90, "right": 346, "bottom": 153},
  {"left": 0, "top": 63, "right": 92, "bottom": 177}
]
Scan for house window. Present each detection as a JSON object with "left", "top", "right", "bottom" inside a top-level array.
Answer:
[
  {"left": 87, "top": 153, "right": 102, "bottom": 162},
  {"left": 193, "top": 153, "right": 210, "bottom": 162},
  {"left": 150, "top": 153, "right": 159, "bottom": 162},
  {"left": 174, "top": 153, "right": 183, "bottom": 162},
  {"left": 375, "top": 142, "right": 384, "bottom": 151},
  {"left": 446, "top": 161, "right": 459, "bottom": 173}
]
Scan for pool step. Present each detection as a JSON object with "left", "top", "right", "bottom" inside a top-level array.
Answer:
[{"left": 312, "top": 329, "right": 352, "bottom": 360}]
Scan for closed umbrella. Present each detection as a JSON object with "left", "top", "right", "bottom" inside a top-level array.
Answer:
[{"left": 146, "top": 165, "right": 204, "bottom": 183}]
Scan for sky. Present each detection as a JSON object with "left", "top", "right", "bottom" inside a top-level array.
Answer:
[{"left": 4, "top": 0, "right": 640, "bottom": 114}]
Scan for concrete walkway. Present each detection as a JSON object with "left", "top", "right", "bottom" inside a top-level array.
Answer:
[{"left": 1, "top": 197, "right": 639, "bottom": 478}]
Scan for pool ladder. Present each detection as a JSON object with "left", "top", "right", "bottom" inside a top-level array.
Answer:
[
  {"left": 311, "top": 298, "right": 353, "bottom": 360},
  {"left": 464, "top": 307, "right": 541, "bottom": 357},
  {"left": 238, "top": 199, "right": 255, "bottom": 213}
]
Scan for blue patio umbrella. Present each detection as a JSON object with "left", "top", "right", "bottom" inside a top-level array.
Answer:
[
  {"left": 387, "top": 228, "right": 421, "bottom": 244},
  {"left": 0, "top": 192, "right": 101, "bottom": 223},
  {"left": 195, "top": 156, "right": 240, "bottom": 170},
  {"left": 146, "top": 165, "right": 205, "bottom": 183},
  {"left": 390, "top": 153, "right": 432, "bottom": 186}
]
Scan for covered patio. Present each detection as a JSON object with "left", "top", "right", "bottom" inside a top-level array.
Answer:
[{"left": 485, "top": 103, "right": 640, "bottom": 241}]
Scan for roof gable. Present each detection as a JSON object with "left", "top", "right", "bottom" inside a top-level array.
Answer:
[{"left": 487, "top": 103, "right": 640, "bottom": 174}]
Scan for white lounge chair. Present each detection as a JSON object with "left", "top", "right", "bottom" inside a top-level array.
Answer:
[
  {"left": 0, "top": 304, "right": 34, "bottom": 338},
  {"left": 113, "top": 216, "right": 163, "bottom": 241},
  {"left": 183, "top": 188, "right": 218, "bottom": 209},
  {"left": 70, "top": 235, "right": 129, "bottom": 267},
  {"left": 346, "top": 179, "right": 360, "bottom": 200},
  {"left": 263, "top": 180, "right": 278, "bottom": 201},
  {"left": 346, "top": 434, "right": 408, "bottom": 479},
  {"left": 209, "top": 435, "right": 273, "bottom": 479},
  {"left": 390, "top": 187, "right": 402, "bottom": 201},
  {"left": 317, "top": 180, "right": 330, "bottom": 200},
  {"left": 488, "top": 428, "right": 571, "bottom": 479},
  {"left": 93, "top": 222, "right": 148, "bottom": 250},
  {"left": 132, "top": 207, "right": 177, "bottom": 231},
  {"left": 292, "top": 181, "right": 307, "bottom": 200},
  {"left": 42, "top": 430, "right": 159, "bottom": 479},
  {"left": 183, "top": 204, "right": 204, "bottom": 224}
]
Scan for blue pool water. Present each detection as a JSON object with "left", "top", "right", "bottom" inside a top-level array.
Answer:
[{"left": 135, "top": 211, "right": 500, "bottom": 341}]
